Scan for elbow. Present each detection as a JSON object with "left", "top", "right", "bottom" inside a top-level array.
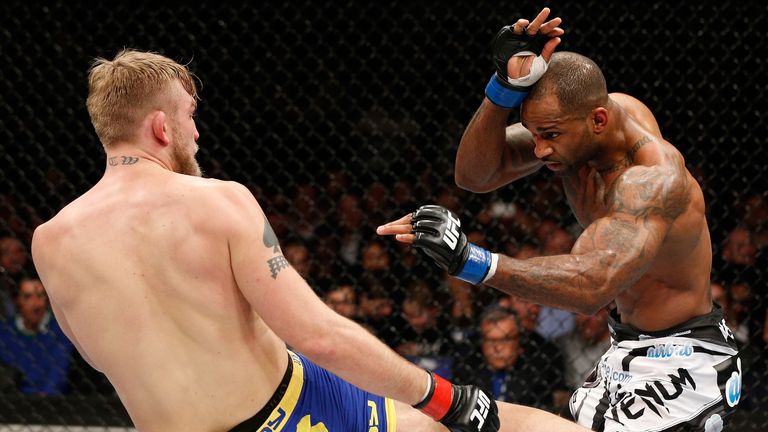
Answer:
[
  {"left": 288, "top": 315, "right": 347, "bottom": 366},
  {"left": 292, "top": 331, "right": 341, "bottom": 365},
  {"left": 455, "top": 171, "right": 494, "bottom": 194},
  {"left": 575, "top": 274, "right": 620, "bottom": 315},
  {"left": 576, "top": 299, "right": 609, "bottom": 316}
]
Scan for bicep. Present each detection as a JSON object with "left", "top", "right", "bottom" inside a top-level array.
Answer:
[
  {"left": 574, "top": 212, "right": 667, "bottom": 289},
  {"left": 573, "top": 166, "right": 683, "bottom": 291}
]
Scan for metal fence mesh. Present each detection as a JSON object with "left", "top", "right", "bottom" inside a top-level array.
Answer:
[{"left": 1, "top": 0, "right": 766, "bottom": 429}]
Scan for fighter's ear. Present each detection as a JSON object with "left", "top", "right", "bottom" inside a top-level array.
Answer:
[
  {"left": 591, "top": 107, "right": 608, "bottom": 134},
  {"left": 151, "top": 111, "right": 170, "bottom": 145}
]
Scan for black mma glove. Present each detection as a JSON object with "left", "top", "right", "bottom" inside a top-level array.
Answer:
[
  {"left": 415, "top": 371, "right": 500, "bottom": 432},
  {"left": 485, "top": 25, "right": 550, "bottom": 108},
  {"left": 411, "top": 205, "right": 497, "bottom": 285}
]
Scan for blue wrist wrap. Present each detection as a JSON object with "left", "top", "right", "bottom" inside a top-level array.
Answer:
[
  {"left": 485, "top": 75, "right": 528, "bottom": 109},
  {"left": 455, "top": 243, "right": 492, "bottom": 285}
]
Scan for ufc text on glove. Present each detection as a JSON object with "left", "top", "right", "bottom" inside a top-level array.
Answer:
[{"left": 410, "top": 205, "right": 498, "bottom": 285}]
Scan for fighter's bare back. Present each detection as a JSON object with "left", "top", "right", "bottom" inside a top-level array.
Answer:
[{"left": 32, "top": 162, "right": 288, "bottom": 431}]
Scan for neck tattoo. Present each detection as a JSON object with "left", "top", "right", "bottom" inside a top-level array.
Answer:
[
  {"left": 108, "top": 156, "right": 140, "bottom": 166},
  {"left": 598, "top": 135, "right": 652, "bottom": 174}
]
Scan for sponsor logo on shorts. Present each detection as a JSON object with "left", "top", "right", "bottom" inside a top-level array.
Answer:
[
  {"left": 607, "top": 368, "right": 696, "bottom": 423},
  {"left": 368, "top": 400, "right": 381, "bottom": 432},
  {"left": 646, "top": 342, "right": 693, "bottom": 359},
  {"left": 718, "top": 320, "right": 735, "bottom": 342},
  {"left": 726, "top": 358, "right": 742, "bottom": 407},
  {"left": 260, "top": 407, "right": 287, "bottom": 432},
  {"left": 600, "top": 363, "right": 634, "bottom": 385}
]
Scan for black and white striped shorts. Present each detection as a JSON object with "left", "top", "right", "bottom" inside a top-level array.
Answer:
[{"left": 568, "top": 305, "right": 741, "bottom": 432}]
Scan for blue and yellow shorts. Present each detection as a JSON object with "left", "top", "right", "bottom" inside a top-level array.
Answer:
[{"left": 230, "top": 350, "right": 396, "bottom": 431}]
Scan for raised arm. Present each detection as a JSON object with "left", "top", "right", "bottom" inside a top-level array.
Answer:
[
  {"left": 455, "top": 8, "right": 563, "bottom": 193},
  {"left": 456, "top": 114, "right": 541, "bottom": 192}
]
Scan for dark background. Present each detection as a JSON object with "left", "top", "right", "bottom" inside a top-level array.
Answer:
[{"left": 1, "top": 0, "right": 766, "bottom": 429}]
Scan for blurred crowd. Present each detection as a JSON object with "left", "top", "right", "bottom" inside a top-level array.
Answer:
[{"left": 2, "top": 167, "right": 766, "bottom": 412}]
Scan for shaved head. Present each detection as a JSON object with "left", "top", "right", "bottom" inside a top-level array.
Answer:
[{"left": 526, "top": 51, "right": 608, "bottom": 116}]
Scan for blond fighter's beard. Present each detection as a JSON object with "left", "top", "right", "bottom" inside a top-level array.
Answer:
[{"left": 171, "top": 127, "right": 202, "bottom": 177}]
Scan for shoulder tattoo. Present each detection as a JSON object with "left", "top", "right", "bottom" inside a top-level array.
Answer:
[{"left": 609, "top": 166, "right": 689, "bottom": 221}]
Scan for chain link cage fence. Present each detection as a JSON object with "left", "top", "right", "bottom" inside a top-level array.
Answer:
[{"left": 1, "top": 0, "right": 766, "bottom": 430}]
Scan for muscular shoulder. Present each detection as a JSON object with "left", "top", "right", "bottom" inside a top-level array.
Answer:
[
  {"left": 609, "top": 92, "right": 662, "bottom": 139},
  {"left": 184, "top": 178, "right": 264, "bottom": 223},
  {"left": 608, "top": 164, "right": 689, "bottom": 221}
]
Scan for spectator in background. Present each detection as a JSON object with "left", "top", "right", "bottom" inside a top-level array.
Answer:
[
  {"left": 721, "top": 226, "right": 757, "bottom": 268},
  {"left": 1, "top": 236, "right": 31, "bottom": 320},
  {"left": 309, "top": 224, "right": 342, "bottom": 289},
  {"left": 359, "top": 239, "right": 406, "bottom": 306},
  {"left": 741, "top": 193, "right": 768, "bottom": 250},
  {"left": 282, "top": 240, "right": 312, "bottom": 281},
  {"left": 536, "top": 221, "right": 576, "bottom": 341},
  {"left": 0, "top": 196, "right": 44, "bottom": 246},
  {"left": 557, "top": 308, "right": 611, "bottom": 392},
  {"left": 0, "top": 277, "right": 73, "bottom": 395},
  {"left": 729, "top": 281, "right": 754, "bottom": 348},
  {"left": 324, "top": 282, "right": 358, "bottom": 320},
  {"left": 324, "top": 170, "right": 351, "bottom": 202},
  {"left": 336, "top": 193, "right": 365, "bottom": 267},
  {"left": 290, "top": 183, "right": 322, "bottom": 241},
  {"left": 360, "top": 240, "right": 391, "bottom": 273},
  {"left": 711, "top": 281, "right": 737, "bottom": 332},
  {"left": 261, "top": 192, "right": 291, "bottom": 240},
  {"left": 444, "top": 230, "right": 497, "bottom": 341},
  {"left": 496, "top": 295, "right": 568, "bottom": 407},
  {"left": 391, "top": 181, "right": 416, "bottom": 215},
  {"left": 363, "top": 180, "right": 390, "bottom": 223},
  {"left": 397, "top": 280, "right": 453, "bottom": 378},
  {"left": 1, "top": 236, "right": 29, "bottom": 280},
  {"left": 466, "top": 306, "right": 565, "bottom": 410},
  {"left": 357, "top": 274, "right": 400, "bottom": 348}
]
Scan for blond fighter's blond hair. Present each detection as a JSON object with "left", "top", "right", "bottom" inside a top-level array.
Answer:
[{"left": 86, "top": 49, "right": 198, "bottom": 148}]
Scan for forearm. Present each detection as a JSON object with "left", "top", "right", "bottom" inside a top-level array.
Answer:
[
  {"left": 455, "top": 100, "right": 513, "bottom": 192},
  {"left": 297, "top": 314, "right": 428, "bottom": 405},
  {"left": 486, "top": 252, "right": 616, "bottom": 314},
  {"left": 456, "top": 100, "right": 540, "bottom": 192}
]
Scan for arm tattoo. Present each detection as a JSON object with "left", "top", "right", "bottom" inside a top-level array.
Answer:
[
  {"left": 267, "top": 256, "right": 290, "bottom": 279},
  {"left": 263, "top": 215, "right": 280, "bottom": 253},
  {"left": 262, "top": 215, "right": 290, "bottom": 278},
  {"left": 489, "top": 165, "right": 687, "bottom": 312},
  {"left": 610, "top": 165, "right": 689, "bottom": 221}
]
